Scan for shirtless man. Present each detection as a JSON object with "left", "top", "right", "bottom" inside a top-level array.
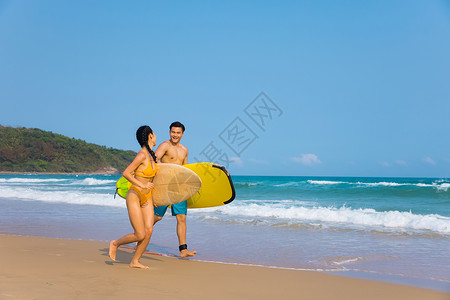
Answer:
[{"left": 153, "top": 121, "right": 197, "bottom": 258}]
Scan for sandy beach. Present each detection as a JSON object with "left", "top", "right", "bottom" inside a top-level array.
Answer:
[{"left": 0, "top": 235, "right": 448, "bottom": 300}]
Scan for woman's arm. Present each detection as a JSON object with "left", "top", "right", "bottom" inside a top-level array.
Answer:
[{"left": 122, "top": 151, "right": 151, "bottom": 189}]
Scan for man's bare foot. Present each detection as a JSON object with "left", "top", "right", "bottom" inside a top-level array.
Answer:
[
  {"left": 180, "top": 249, "right": 197, "bottom": 258},
  {"left": 109, "top": 240, "right": 118, "bottom": 261},
  {"left": 129, "top": 262, "right": 149, "bottom": 269}
]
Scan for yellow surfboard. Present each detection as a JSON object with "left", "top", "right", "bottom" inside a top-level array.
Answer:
[{"left": 184, "top": 163, "right": 235, "bottom": 209}]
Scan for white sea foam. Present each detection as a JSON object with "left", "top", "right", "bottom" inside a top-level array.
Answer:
[
  {"left": 0, "top": 178, "right": 67, "bottom": 183},
  {"left": 416, "top": 183, "right": 450, "bottom": 191},
  {"left": 72, "top": 178, "right": 116, "bottom": 185},
  {"left": 1, "top": 186, "right": 124, "bottom": 208},
  {"left": 307, "top": 180, "right": 346, "bottom": 185},
  {"left": 434, "top": 183, "right": 450, "bottom": 191},
  {"left": 274, "top": 182, "right": 299, "bottom": 187},
  {"left": 193, "top": 204, "right": 450, "bottom": 235},
  {"left": 307, "top": 179, "right": 450, "bottom": 191},
  {"left": 332, "top": 257, "right": 362, "bottom": 265},
  {"left": 359, "top": 182, "right": 405, "bottom": 187},
  {"left": 416, "top": 183, "right": 433, "bottom": 187},
  {"left": 308, "top": 180, "right": 407, "bottom": 187},
  {"left": 0, "top": 177, "right": 116, "bottom": 186},
  {"left": 235, "top": 182, "right": 262, "bottom": 187}
]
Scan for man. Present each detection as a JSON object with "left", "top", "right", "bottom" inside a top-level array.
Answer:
[{"left": 154, "top": 121, "right": 197, "bottom": 258}]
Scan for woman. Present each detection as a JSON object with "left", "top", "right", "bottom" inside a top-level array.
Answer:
[{"left": 109, "top": 125, "right": 158, "bottom": 269}]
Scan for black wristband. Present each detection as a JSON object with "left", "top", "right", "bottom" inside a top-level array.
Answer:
[{"left": 179, "top": 244, "right": 188, "bottom": 251}]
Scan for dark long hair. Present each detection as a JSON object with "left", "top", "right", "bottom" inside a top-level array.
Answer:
[{"left": 136, "top": 125, "right": 157, "bottom": 163}]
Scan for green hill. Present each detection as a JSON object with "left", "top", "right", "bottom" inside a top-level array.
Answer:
[{"left": 0, "top": 126, "right": 136, "bottom": 174}]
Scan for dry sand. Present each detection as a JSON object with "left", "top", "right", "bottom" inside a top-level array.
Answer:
[{"left": 0, "top": 235, "right": 448, "bottom": 300}]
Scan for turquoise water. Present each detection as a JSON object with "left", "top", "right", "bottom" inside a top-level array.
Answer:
[
  {"left": 0, "top": 174, "right": 449, "bottom": 291},
  {"left": 224, "top": 176, "right": 450, "bottom": 233}
]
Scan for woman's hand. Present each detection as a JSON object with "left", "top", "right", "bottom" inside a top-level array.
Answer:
[{"left": 143, "top": 182, "right": 154, "bottom": 190}]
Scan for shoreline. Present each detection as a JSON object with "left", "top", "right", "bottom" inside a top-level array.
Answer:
[
  {"left": 1, "top": 234, "right": 449, "bottom": 299},
  {"left": 5, "top": 233, "right": 450, "bottom": 293},
  {"left": 0, "top": 234, "right": 450, "bottom": 300},
  {"left": 1, "top": 174, "right": 449, "bottom": 296},
  {"left": 1, "top": 194, "right": 449, "bottom": 293}
]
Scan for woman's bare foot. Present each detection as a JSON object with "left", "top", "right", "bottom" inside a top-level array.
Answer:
[
  {"left": 129, "top": 262, "right": 149, "bottom": 269},
  {"left": 180, "top": 249, "right": 197, "bottom": 258},
  {"left": 109, "top": 240, "right": 118, "bottom": 261}
]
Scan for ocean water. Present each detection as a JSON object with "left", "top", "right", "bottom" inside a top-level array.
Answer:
[{"left": 0, "top": 174, "right": 449, "bottom": 291}]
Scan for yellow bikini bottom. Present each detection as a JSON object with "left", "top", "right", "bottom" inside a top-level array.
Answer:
[{"left": 129, "top": 185, "right": 152, "bottom": 206}]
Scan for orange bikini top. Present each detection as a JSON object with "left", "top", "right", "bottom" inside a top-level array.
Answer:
[{"left": 134, "top": 150, "right": 157, "bottom": 178}]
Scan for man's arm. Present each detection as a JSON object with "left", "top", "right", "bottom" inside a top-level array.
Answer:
[
  {"left": 154, "top": 142, "right": 168, "bottom": 163},
  {"left": 182, "top": 148, "right": 188, "bottom": 165}
]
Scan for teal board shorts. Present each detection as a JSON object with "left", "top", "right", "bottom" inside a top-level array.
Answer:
[{"left": 154, "top": 200, "right": 187, "bottom": 217}]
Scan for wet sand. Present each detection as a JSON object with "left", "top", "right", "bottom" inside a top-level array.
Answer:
[{"left": 1, "top": 235, "right": 448, "bottom": 300}]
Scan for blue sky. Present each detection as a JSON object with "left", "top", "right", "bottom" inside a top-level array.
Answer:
[{"left": 1, "top": 0, "right": 449, "bottom": 177}]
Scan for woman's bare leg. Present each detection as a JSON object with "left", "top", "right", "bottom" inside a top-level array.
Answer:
[
  {"left": 130, "top": 201, "right": 154, "bottom": 269},
  {"left": 109, "top": 192, "right": 146, "bottom": 262}
]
